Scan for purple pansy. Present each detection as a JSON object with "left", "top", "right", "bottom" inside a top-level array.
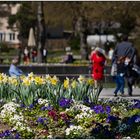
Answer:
[
  {"left": 105, "top": 106, "right": 111, "bottom": 114},
  {"left": 59, "top": 98, "right": 73, "bottom": 108},
  {"left": 93, "top": 105, "right": 104, "bottom": 114}
]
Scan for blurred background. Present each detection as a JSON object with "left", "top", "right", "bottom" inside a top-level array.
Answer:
[{"left": 0, "top": 1, "right": 140, "bottom": 65}]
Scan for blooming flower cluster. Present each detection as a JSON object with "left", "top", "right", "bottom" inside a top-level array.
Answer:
[
  {"left": 65, "top": 125, "right": 85, "bottom": 138},
  {"left": 0, "top": 130, "right": 20, "bottom": 139},
  {"left": 0, "top": 73, "right": 140, "bottom": 139},
  {"left": 0, "top": 102, "right": 33, "bottom": 137}
]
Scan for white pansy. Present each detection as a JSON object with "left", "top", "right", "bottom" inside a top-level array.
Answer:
[
  {"left": 38, "top": 98, "right": 45, "bottom": 105},
  {"left": 45, "top": 103, "right": 49, "bottom": 107},
  {"left": 89, "top": 110, "right": 94, "bottom": 114},
  {"left": 11, "top": 114, "right": 24, "bottom": 122},
  {"left": 65, "top": 128, "right": 70, "bottom": 135},
  {"left": 65, "top": 125, "right": 84, "bottom": 136},
  {"left": 16, "top": 121, "right": 23, "bottom": 127},
  {"left": 20, "top": 126, "right": 26, "bottom": 131},
  {"left": 3, "top": 102, "right": 19, "bottom": 108},
  {"left": 38, "top": 98, "right": 49, "bottom": 105},
  {"left": 26, "top": 127, "right": 32, "bottom": 132},
  {"left": 11, "top": 127, "right": 17, "bottom": 131},
  {"left": 75, "top": 114, "right": 83, "bottom": 119},
  {"left": 19, "top": 112, "right": 23, "bottom": 115},
  {"left": 0, "top": 111, "right": 6, "bottom": 118}
]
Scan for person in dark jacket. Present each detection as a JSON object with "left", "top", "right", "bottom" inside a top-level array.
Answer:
[
  {"left": 125, "top": 48, "right": 139, "bottom": 96},
  {"left": 112, "top": 35, "right": 136, "bottom": 96}
]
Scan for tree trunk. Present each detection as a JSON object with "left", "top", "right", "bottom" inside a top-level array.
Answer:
[
  {"left": 77, "top": 17, "right": 88, "bottom": 60},
  {"left": 80, "top": 32, "right": 87, "bottom": 60},
  {"left": 37, "top": 2, "right": 46, "bottom": 63}
]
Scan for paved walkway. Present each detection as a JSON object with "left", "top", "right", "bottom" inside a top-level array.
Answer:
[{"left": 100, "top": 87, "right": 140, "bottom": 99}]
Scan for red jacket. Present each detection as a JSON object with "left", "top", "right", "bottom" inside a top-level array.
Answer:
[{"left": 90, "top": 52, "right": 106, "bottom": 80}]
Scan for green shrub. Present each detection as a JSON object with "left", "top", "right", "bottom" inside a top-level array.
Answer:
[
  {"left": 68, "top": 36, "right": 80, "bottom": 50},
  {"left": 0, "top": 42, "right": 9, "bottom": 52}
]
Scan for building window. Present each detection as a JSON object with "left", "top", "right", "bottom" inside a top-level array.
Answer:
[
  {"left": 9, "top": 33, "right": 15, "bottom": 40},
  {"left": 13, "top": 33, "right": 15, "bottom": 40},
  {"left": 9, "top": 33, "right": 12, "bottom": 40},
  {"left": 0, "top": 33, "right": 3, "bottom": 41}
]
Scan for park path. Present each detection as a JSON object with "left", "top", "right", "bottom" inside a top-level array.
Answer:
[{"left": 100, "top": 87, "right": 140, "bottom": 99}]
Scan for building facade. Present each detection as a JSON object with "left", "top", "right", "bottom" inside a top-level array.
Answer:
[{"left": 0, "top": 4, "right": 21, "bottom": 48}]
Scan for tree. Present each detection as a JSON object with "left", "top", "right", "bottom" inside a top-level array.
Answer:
[
  {"left": 7, "top": 2, "right": 140, "bottom": 59},
  {"left": 37, "top": 2, "right": 46, "bottom": 63},
  {"left": 8, "top": 2, "right": 37, "bottom": 40}
]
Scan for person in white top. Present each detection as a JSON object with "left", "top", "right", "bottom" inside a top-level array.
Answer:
[{"left": 108, "top": 47, "right": 114, "bottom": 60}]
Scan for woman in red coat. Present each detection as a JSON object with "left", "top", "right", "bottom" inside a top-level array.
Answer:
[{"left": 90, "top": 47, "right": 106, "bottom": 88}]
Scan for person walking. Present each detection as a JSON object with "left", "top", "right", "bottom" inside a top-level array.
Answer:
[
  {"left": 23, "top": 47, "right": 30, "bottom": 64},
  {"left": 42, "top": 48, "right": 47, "bottom": 63},
  {"left": 112, "top": 34, "right": 136, "bottom": 96},
  {"left": 125, "top": 48, "right": 139, "bottom": 96},
  {"left": 90, "top": 47, "right": 107, "bottom": 89},
  {"left": 113, "top": 58, "right": 126, "bottom": 97},
  {"left": 108, "top": 47, "right": 114, "bottom": 63}
]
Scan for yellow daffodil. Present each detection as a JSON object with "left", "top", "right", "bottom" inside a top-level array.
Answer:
[
  {"left": 78, "top": 75, "right": 85, "bottom": 83},
  {"left": 28, "top": 72, "right": 34, "bottom": 78},
  {"left": 64, "top": 77, "right": 69, "bottom": 89},
  {"left": 8, "top": 77, "right": 18, "bottom": 86},
  {"left": 71, "top": 80, "right": 77, "bottom": 88},
  {"left": 0, "top": 75, "right": 3, "bottom": 83},
  {"left": 20, "top": 75, "right": 26, "bottom": 81},
  {"left": 22, "top": 77, "right": 32, "bottom": 86},
  {"left": 34, "top": 76, "right": 44, "bottom": 85},
  {"left": 2, "top": 77, "right": 8, "bottom": 83},
  {"left": 27, "top": 72, "right": 35, "bottom": 82},
  {"left": 46, "top": 74, "right": 51, "bottom": 83},
  {"left": 87, "top": 78, "right": 94, "bottom": 85},
  {"left": 50, "top": 76, "right": 58, "bottom": 86},
  {"left": 0, "top": 73, "right": 8, "bottom": 84}
]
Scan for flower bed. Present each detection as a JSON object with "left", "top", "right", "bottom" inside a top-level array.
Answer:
[{"left": 0, "top": 73, "right": 140, "bottom": 139}]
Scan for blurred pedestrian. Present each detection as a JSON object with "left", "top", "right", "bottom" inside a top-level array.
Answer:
[
  {"left": 64, "top": 52, "right": 75, "bottom": 64},
  {"left": 23, "top": 47, "right": 30, "bottom": 64},
  {"left": 42, "top": 48, "right": 47, "bottom": 63},
  {"left": 9, "top": 57, "right": 24, "bottom": 77},
  {"left": 125, "top": 48, "right": 140, "bottom": 96},
  {"left": 108, "top": 47, "right": 114, "bottom": 60},
  {"left": 112, "top": 34, "right": 136, "bottom": 96},
  {"left": 32, "top": 48, "right": 37, "bottom": 62},
  {"left": 90, "top": 47, "right": 107, "bottom": 89}
]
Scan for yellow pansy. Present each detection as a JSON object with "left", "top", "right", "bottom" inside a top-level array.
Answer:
[{"left": 64, "top": 77, "right": 69, "bottom": 89}]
